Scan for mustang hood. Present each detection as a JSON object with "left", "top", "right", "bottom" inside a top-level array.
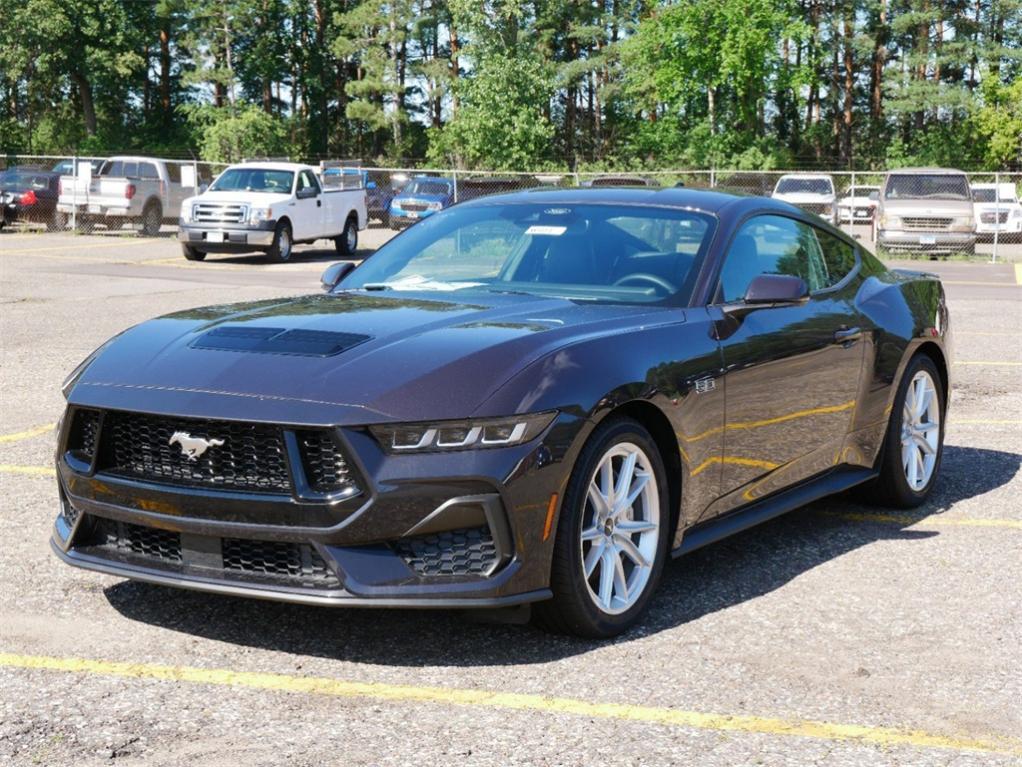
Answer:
[{"left": 71, "top": 291, "right": 671, "bottom": 424}]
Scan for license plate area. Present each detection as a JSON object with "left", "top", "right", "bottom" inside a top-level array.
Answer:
[
  {"left": 206, "top": 231, "right": 225, "bottom": 243},
  {"left": 919, "top": 234, "right": 937, "bottom": 245}
]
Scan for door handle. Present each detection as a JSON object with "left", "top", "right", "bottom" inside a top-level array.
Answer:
[
  {"left": 317, "top": 200, "right": 322, "bottom": 207},
  {"left": 834, "top": 326, "right": 862, "bottom": 346}
]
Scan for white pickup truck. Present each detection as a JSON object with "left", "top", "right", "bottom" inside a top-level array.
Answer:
[
  {"left": 177, "top": 162, "right": 367, "bottom": 262},
  {"left": 57, "top": 155, "right": 200, "bottom": 235}
]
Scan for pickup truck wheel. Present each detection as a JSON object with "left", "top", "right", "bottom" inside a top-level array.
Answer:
[
  {"left": 266, "top": 222, "right": 293, "bottom": 263},
  {"left": 335, "top": 217, "right": 358, "bottom": 255},
  {"left": 139, "top": 202, "right": 162, "bottom": 237},
  {"left": 182, "top": 244, "right": 206, "bottom": 261},
  {"left": 46, "top": 209, "right": 66, "bottom": 232}
]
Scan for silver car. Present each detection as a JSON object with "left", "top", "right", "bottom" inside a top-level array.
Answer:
[{"left": 875, "top": 168, "right": 975, "bottom": 256}]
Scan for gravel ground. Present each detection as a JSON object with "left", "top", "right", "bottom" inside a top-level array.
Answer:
[{"left": 1, "top": 229, "right": 1020, "bottom": 766}]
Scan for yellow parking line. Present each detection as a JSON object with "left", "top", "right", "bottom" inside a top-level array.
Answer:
[
  {"left": 825, "top": 511, "right": 1022, "bottom": 529},
  {"left": 1015, "top": 263, "right": 1022, "bottom": 285},
  {"left": 0, "top": 423, "right": 55, "bottom": 443},
  {"left": 0, "top": 653, "right": 1018, "bottom": 756},
  {"left": 0, "top": 465, "right": 55, "bottom": 477},
  {"left": 0, "top": 239, "right": 152, "bottom": 255}
]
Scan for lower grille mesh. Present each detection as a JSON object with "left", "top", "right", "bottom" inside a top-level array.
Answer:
[
  {"left": 392, "top": 526, "right": 498, "bottom": 577},
  {"left": 94, "top": 517, "right": 182, "bottom": 563},
  {"left": 222, "top": 537, "right": 337, "bottom": 584}
]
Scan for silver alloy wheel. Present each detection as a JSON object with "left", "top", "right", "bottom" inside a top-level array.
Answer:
[
  {"left": 279, "top": 227, "right": 292, "bottom": 259},
  {"left": 901, "top": 370, "right": 940, "bottom": 491},
  {"left": 579, "top": 442, "right": 660, "bottom": 615},
  {"left": 345, "top": 222, "right": 357, "bottom": 251}
]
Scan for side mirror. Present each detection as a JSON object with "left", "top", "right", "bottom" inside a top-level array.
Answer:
[
  {"left": 321, "top": 261, "right": 355, "bottom": 291},
  {"left": 296, "top": 187, "right": 318, "bottom": 200},
  {"left": 743, "top": 274, "right": 809, "bottom": 305}
]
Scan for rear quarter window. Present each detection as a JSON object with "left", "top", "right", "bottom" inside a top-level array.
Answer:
[{"left": 139, "top": 163, "right": 159, "bottom": 180}]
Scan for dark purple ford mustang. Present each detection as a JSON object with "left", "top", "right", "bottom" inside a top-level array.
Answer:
[{"left": 52, "top": 187, "right": 951, "bottom": 637}]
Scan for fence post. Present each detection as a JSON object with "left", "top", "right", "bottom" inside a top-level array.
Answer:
[
  {"left": 71, "top": 154, "right": 78, "bottom": 234},
  {"left": 710, "top": 168, "right": 716, "bottom": 188},
  {"left": 452, "top": 169, "right": 459, "bottom": 203},
  {"left": 992, "top": 172, "right": 1000, "bottom": 264}
]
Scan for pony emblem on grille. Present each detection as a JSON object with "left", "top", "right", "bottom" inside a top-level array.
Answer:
[{"left": 169, "top": 431, "right": 225, "bottom": 461}]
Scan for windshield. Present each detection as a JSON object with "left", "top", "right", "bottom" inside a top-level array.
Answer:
[
  {"left": 0, "top": 173, "right": 51, "bottom": 191},
  {"left": 403, "top": 179, "right": 451, "bottom": 196},
  {"left": 210, "top": 168, "right": 294, "bottom": 194},
  {"left": 775, "top": 177, "right": 834, "bottom": 195},
  {"left": 340, "top": 202, "right": 715, "bottom": 304},
  {"left": 885, "top": 174, "right": 970, "bottom": 201}
]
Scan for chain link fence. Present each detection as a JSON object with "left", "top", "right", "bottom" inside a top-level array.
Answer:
[{"left": 3, "top": 154, "right": 1020, "bottom": 259}]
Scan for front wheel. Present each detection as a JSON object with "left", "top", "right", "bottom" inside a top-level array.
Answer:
[
  {"left": 862, "top": 354, "right": 945, "bottom": 508},
  {"left": 533, "top": 417, "right": 670, "bottom": 638},
  {"left": 181, "top": 244, "right": 206, "bottom": 261},
  {"left": 265, "top": 221, "right": 293, "bottom": 263},
  {"left": 335, "top": 217, "right": 358, "bottom": 255}
]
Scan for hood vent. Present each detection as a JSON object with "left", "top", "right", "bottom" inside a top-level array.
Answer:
[{"left": 192, "top": 325, "right": 371, "bottom": 357}]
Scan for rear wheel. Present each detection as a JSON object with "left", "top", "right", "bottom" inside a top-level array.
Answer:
[
  {"left": 533, "top": 417, "right": 669, "bottom": 638},
  {"left": 265, "top": 221, "right": 293, "bottom": 262},
  {"left": 862, "top": 354, "right": 945, "bottom": 508},
  {"left": 335, "top": 216, "right": 358, "bottom": 255},
  {"left": 181, "top": 244, "right": 206, "bottom": 261},
  {"left": 139, "top": 201, "right": 162, "bottom": 237}
]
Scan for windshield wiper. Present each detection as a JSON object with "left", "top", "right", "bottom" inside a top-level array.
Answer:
[{"left": 362, "top": 283, "right": 391, "bottom": 291}]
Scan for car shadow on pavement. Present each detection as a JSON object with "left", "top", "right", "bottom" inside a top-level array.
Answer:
[{"left": 103, "top": 444, "right": 1020, "bottom": 664}]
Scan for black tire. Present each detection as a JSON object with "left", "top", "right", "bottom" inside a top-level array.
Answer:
[
  {"left": 181, "top": 244, "right": 206, "bottom": 261},
  {"left": 139, "top": 201, "right": 162, "bottom": 237},
  {"left": 265, "top": 221, "right": 293, "bottom": 263},
  {"left": 335, "top": 216, "right": 358, "bottom": 255},
  {"left": 533, "top": 417, "right": 670, "bottom": 638},
  {"left": 860, "top": 354, "right": 945, "bottom": 508},
  {"left": 46, "top": 209, "right": 65, "bottom": 232}
]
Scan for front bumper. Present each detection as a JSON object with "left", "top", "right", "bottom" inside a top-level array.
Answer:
[
  {"left": 51, "top": 406, "right": 582, "bottom": 607},
  {"left": 389, "top": 208, "right": 438, "bottom": 227},
  {"left": 178, "top": 222, "right": 275, "bottom": 250},
  {"left": 57, "top": 202, "right": 133, "bottom": 218},
  {"left": 878, "top": 230, "right": 976, "bottom": 254}
]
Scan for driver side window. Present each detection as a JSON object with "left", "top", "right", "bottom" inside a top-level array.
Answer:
[
  {"left": 718, "top": 215, "right": 830, "bottom": 302},
  {"left": 297, "top": 170, "right": 319, "bottom": 194}
]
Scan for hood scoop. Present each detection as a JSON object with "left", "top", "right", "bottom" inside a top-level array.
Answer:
[{"left": 191, "top": 325, "right": 371, "bottom": 357}]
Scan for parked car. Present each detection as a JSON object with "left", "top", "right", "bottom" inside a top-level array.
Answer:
[
  {"left": 715, "top": 172, "right": 775, "bottom": 196},
  {"left": 178, "top": 162, "right": 367, "bottom": 262},
  {"left": 0, "top": 169, "right": 61, "bottom": 230},
  {"left": 320, "top": 165, "right": 395, "bottom": 225},
  {"left": 387, "top": 175, "right": 454, "bottom": 228},
  {"left": 53, "top": 187, "right": 950, "bottom": 638},
  {"left": 581, "top": 174, "right": 658, "bottom": 188},
  {"left": 875, "top": 168, "right": 975, "bottom": 256},
  {"left": 971, "top": 183, "right": 1022, "bottom": 239},
  {"left": 50, "top": 158, "right": 103, "bottom": 176},
  {"left": 457, "top": 176, "right": 538, "bottom": 203},
  {"left": 837, "top": 184, "right": 879, "bottom": 224},
  {"left": 771, "top": 174, "right": 837, "bottom": 224},
  {"left": 57, "top": 155, "right": 200, "bottom": 235}
]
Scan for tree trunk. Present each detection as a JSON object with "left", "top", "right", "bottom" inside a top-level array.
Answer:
[
  {"left": 449, "top": 21, "right": 460, "bottom": 114},
  {"left": 843, "top": 7, "right": 854, "bottom": 164},
  {"left": 869, "top": 0, "right": 887, "bottom": 125},
  {"left": 159, "top": 19, "right": 171, "bottom": 123},
  {"left": 70, "top": 71, "right": 97, "bottom": 135}
]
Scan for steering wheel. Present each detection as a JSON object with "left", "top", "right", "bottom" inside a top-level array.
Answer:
[{"left": 613, "top": 273, "right": 678, "bottom": 295}]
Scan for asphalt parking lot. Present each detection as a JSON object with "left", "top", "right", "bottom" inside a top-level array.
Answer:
[{"left": 1, "top": 229, "right": 1020, "bottom": 766}]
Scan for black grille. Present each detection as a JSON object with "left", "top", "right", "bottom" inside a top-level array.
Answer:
[
  {"left": 222, "top": 538, "right": 338, "bottom": 585},
  {"left": 68, "top": 408, "right": 101, "bottom": 463},
  {"left": 102, "top": 412, "right": 291, "bottom": 494},
  {"left": 296, "top": 431, "right": 353, "bottom": 493},
  {"left": 93, "top": 517, "right": 182, "bottom": 563},
  {"left": 61, "top": 498, "right": 81, "bottom": 528},
  {"left": 401, "top": 202, "right": 428, "bottom": 212},
  {"left": 392, "top": 526, "right": 498, "bottom": 577}
]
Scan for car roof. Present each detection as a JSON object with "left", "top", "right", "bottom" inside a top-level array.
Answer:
[
  {"left": 227, "top": 162, "right": 310, "bottom": 172},
  {"left": 777, "top": 173, "right": 833, "bottom": 179},
  {"left": 885, "top": 167, "right": 968, "bottom": 175}
]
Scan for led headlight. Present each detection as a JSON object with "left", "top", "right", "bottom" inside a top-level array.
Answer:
[
  {"left": 370, "top": 412, "right": 557, "bottom": 453},
  {"left": 248, "top": 207, "right": 272, "bottom": 225},
  {"left": 880, "top": 214, "right": 901, "bottom": 229}
]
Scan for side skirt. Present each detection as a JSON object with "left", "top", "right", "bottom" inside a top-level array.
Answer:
[{"left": 672, "top": 466, "right": 877, "bottom": 558}]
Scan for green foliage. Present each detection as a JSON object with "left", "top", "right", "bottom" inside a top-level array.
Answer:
[
  {"left": 184, "top": 104, "right": 289, "bottom": 163},
  {"left": 427, "top": 54, "right": 555, "bottom": 169}
]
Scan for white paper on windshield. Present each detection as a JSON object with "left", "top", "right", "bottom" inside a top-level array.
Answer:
[
  {"left": 75, "top": 161, "right": 92, "bottom": 191},
  {"left": 525, "top": 225, "right": 566, "bottom": 236}
]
